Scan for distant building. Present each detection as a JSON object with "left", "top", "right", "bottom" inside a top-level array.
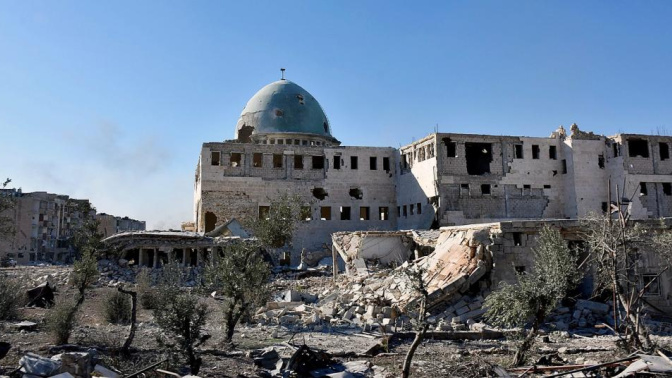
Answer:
[
  {"left": 192, "top": 77, "right": 672, "bottom": 262},
  {"left": 96, "top": 213, "right": 145, "bottom": 238},
  {"left": 0, "top": 190, "right": 146, "bottom": 265},
  {"left": 0, "top": 190, "right": 94, "bottom": 264}
]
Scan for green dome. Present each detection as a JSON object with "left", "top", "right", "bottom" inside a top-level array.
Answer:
[{"left": 235, "top": 80, "right": 334, "bottom": 141}]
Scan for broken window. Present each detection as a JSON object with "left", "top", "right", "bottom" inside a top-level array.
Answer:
[
  {"left": 465, "top": 142, "right": 492, "bottom": 175},
  {"left": 230, "top": 153, "right": 242, "bottom": 167},
  {"left": 410, "top": 204, "right": 415, "bottom": 215},
  {"left": 444, "top": 138, "right": 457, "bottom": 157},
  {"left": 300, "top": 206, "right": 312, "bottom": 221},
  {"left": 349, "top": 188, "right": 363, "bottom": 199},
  {"left": 211, "top": 151, "right": 220, "bottom": 166},
  {"left": 340, "top": 206, "right": 351, "bottom": 220},
  {"left": 351, "top": 156, "right": 358, "bottom": 169},
  {"left": 312, "top": 156, "right": 325, "bottom": 169},
  {"left": 661, "top": 143, "right": 670, "bottom": 161},
  {"left": 333, "top": 156, "right": 341, "bottom": 169},
  {"left": 481, "top": 184, "right": 491, "bottom": 195},
  {"left": 379, "top": 206, "right": 389, "bottom": 220},
  {"left": 397, "top": 206, "right": 401, "bottom": 217},
  {"left": 523, "top": 184, "right": 531, "bottom": 196},
  {"left": 359, "top": 207, "right": 370, "bottom": 220},
  {"left": 514, "top": 144, "right": 523, "bottom": 159},
  {"left": 640, "top": 182, "right": 648, "bottom": 196},
  {"left": 273, "top": 154, "right": 283, "bottom": 168},
  {"left": 628, "top": 139, "right": 649, "bottom": 158},
  {"left": 562, "top": 159, "right": 567, "bottom": 174},
  {"left": 294, "top": 139, "right": 300, "bottom": 145},
  {"left": 401, "top": 154, "right": 408, "bottom": 170},
  {"left": 460, "top": 183, "right": 470, "bottom": 196},
  {"left": 612, "top": 143, "right": 620, "bottom": 157},
  {"left": 549, "top": 145, "right": 557, "bottom": 160},
  {"left": 664, "top": 183, "right": 672, "bottom": 196},
  {"left": 204, "top": 212, "right": 217, "bottom": 232},
  {"left": 532, "top": 145, "right": 540, "bottom": 159},
  {"left": 383, "top": 157, "right": 390, "bottom": 172},
  {"left": 370, "top": 156, "right": 377, "bottom": 170},
  {"left": 258, "top": 206, "right": 270, "bottom": 220},
  {"left": 402, "top": 205, "right": 408, "bottom": 217},
  {"left": 512, "top": 232, "right": 523, "bottom": 246},
  {"left": 253, "top": 153, "right": 263, "bottom": 167},
  {"left": 598, "top": 154, "right": 605, "bottom": 169},
  {"left": 417, "top": 202, "right": 422, "bottom": 214},
  {"left": 294, "top": 155, "right": 303, "bottom": 170},
  {"left": 312, "top": 187, "right": 328, "bottom": 200},
  {"left": 302, "top": 140, "right": 308, "bottom": 146},
  {"left": 320, "top": 207, "right": 331, "bottom": 220},
  {"left": 641, "top": 274, "right": 661, "bottom": 296}
]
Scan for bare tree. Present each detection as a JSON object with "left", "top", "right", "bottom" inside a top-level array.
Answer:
[
  {"left": 582, "top": 191, "right": 672, "bottom": 351},
  {"left": 485, "top": 226, "right": 582, "bottom": 366}
]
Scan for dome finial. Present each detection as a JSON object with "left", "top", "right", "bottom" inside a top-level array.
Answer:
[{"left": 280, "top": 68, "right": 286, "bottom": 80}]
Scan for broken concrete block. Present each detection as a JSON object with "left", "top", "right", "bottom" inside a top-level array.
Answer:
[
  {"left": 576, "top": 299, "right": 609, "bottom": 314},
  {"left": 19, "top": 353, "right": 61, "bottom": 377},
  {"left": 455, "top": 306, "right": 470, "bottom": 315}
]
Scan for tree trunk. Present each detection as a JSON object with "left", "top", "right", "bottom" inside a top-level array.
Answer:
[
  {"left": 118, "top": 287, "right": 138, "bottom": 354},
  {"left": 512, "top": 312, "right": 543, "bottom": 367},
  {"left": 402, "top": 324, "right": 429, "bottom": 378}
]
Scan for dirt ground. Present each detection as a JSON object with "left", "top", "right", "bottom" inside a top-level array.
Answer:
[{"left": 1, "top": 266, "right": 671, "bottom": 377}]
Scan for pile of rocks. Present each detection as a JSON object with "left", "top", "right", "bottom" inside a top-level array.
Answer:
[{"left": 96, "top": 259, "right": 203, "bottom": 288}]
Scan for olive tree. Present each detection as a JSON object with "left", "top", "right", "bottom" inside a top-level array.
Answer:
[
  {"left": 251, "top": 192, "right": 303, "bottom": 249},
  {"left": 485, "top": 226, "right": 582, "bottom": 366},
  {"left": 154, "top": 263, "right": 209, "bottom": 375},
  {"left": 204, "top": 240, "right": 270, "bottom": 342}
]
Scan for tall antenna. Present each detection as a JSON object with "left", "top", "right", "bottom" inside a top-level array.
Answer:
[{"left": 280, "top": 68, "right": 286, "bottom": 80}]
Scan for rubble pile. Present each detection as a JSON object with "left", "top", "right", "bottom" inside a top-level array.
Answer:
[
  {"left": 96, "top": 259, "right": 203, "bottom": 287},
  {"left": 257, "top": 227, "right": 498, "bottom": 332}
]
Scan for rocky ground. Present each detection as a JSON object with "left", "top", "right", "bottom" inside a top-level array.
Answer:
[{"left": 1, "top": 265, "right": 672, "bottom": 377}]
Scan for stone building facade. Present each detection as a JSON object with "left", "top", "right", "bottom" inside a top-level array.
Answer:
[
  {"left": 194, "top": 78, "right": 672, "bottom": 259},
  {"left": 96, "top": 213, "right": 146, "bottom": 238}
]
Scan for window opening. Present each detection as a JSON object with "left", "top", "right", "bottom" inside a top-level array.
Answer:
[
  {"left": 642, "top": 274, "right": 661, "bottom": 296},
  {"left": 598, "top": 154, "right": 605, "bottom": 169},
  {"left": 512, "top": 232, "right": 523, "bottom": 246},
  {"left": 370, "top": 156, "right": 377, "bottom": 170},
  {"left": 359, "top": 207, "right": 370, "bottom": 220},
  {"left": 349, "top": 188, "right": 363, "bottom": 199},
  {"left": 402, "top": 205, "right": 407, "bottom": 217},
  {"left": 383, "top": 157, "right": 390, "bottom": 172},
  {"left": 333, "top": 156, "right": 341, "bottom": 169},
  {"left": 312, "top": 156, "right": 325, "bottom": 169},
  {"left": 661, "top": 143, "right": 670, "bottom": 161},
  {"left": 300, "top": 206, "right": 312, "bottom": 221},
  {"left": 410, "top": 204, "right": 415, "bottom": 215},
  {"left": 340, "top": 206, "right": 351, "bottom": 220},
  {"left": 230, "top": 153, "right": 241, "bottom": 167},
  {"left": 562, "top": 159, "right": 567, "bottom": 174},
  {"left": 417, "top": 202, "right": 422, "bottom": 214},
  {"left": 351, "top": 156, "right": 358, "bottom": 169},
  {"left": 211, "top": 151, "right": 220, "bottom": 166},
  {"left": 443, "top": 138, "right": 457, "bottom": 157},
  {"left": 664, "top": 183, "right": 672, "bottom": 196},
  {"left": 294, "top": 155, "right": 303, "bottom": 169},
  {"left": 320, "top": 207, "right": 331, "bottom": 220},
  {"left": 379, "top": 207, "right": 389, "bottom": 220},
  {"left": 628, "top": 139, "right": 649, "bottom": 158},
  {"left": 549, "top": 145, "right": 557, "bottom": 160},
  {"left": 258, "top": 206, "right": 270, "bottom": 220},
  {"left": 273, "top": 154, "right": 283, "bottom": 168},
  {"left": 532, "top": 145, "right": 540, "bottom": 159},
  {"left": 640, "top": 182, "right": 648, "bottom": 196},
  {"left": 465, "top": 142, "right": 492, "bottom": 175},
  {"left": 481, "top": 184, "right": 491, "bottom": 195},
  {"left": 253, "top": 153, "right": 263, "bottom": 167},
  {"left": 514, "top": 144, "right": 523, "bottom": 159}
]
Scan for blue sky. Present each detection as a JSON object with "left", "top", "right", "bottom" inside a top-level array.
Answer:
[{"left": 2, "top": 1, "right": 672, "bottom": 229}]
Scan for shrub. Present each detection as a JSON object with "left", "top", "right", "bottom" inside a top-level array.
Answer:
[
  {"left": 46, "top": 297, "right": 77, "bottom": 344},
  {"left": 136, "top": 267, "right": 156, "bottom": 309},
  {"left": 104, "top": 290, "right": 131, "bottom": 324},
  {"left": 0, "top": 274, "right": 24, "bottom": 320}
]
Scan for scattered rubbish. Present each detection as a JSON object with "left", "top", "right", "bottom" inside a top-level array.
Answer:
[{"left": 26, "top": 282, "right": 55, "bottom": 307}]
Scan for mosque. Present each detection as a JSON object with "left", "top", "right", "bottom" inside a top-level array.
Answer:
[{"left": 192, "top": 73, "right": 672, "bottom": 260}]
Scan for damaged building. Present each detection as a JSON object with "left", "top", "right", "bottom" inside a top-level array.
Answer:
[{"left": 193, "top": 76, "right": 672, "bottom": 261}]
